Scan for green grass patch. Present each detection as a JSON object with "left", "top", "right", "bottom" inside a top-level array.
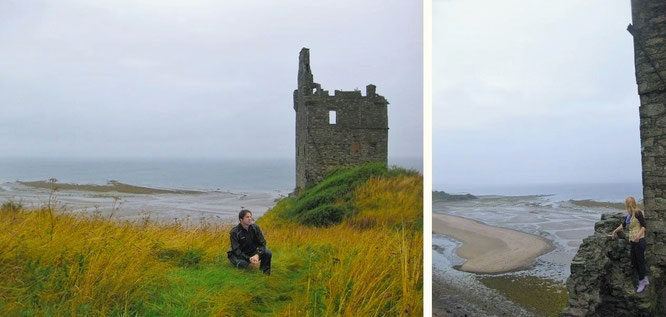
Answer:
[
  {"left": 143, "top": 245, "right": 331, "bottom": 316},
  {"left": 0, "top": 246, "right": 316, "bottom": 316},
  {"left": 284, "top": 163, "right": 418, "bottom": 226},
  {"left": 179, "top": 249, "right": 204, "bottom": 268},
  {"left": 145, "top": 265, "right": 272, "bottom": 315},
  {"left": 478, "top": 275, "right": 568, "bottom": 317}
]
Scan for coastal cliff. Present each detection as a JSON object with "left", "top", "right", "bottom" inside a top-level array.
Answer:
[{"left": 562, "top": 213, "right": 652, "bottom": 316}]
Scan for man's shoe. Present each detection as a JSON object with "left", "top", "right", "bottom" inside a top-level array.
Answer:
[
  {"left": 637, "top": 277, "right": 649, "bottom": 293},
  {"left": 263, "top": 270, "right": 271, "bottom": 276}
]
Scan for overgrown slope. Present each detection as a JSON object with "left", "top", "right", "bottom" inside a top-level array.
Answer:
[{"left": 0, "top": 164, "right": 422, "bottom": 316}]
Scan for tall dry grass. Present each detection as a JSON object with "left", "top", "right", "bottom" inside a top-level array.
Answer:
[
  {"left": 258, "top": 174, "right": 423, "bottom": 316},
  {"left": 0, "top": 207, "right": 231, "bottom": 315}
]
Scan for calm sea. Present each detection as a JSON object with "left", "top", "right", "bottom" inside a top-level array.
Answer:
[
  {"left": 0, "top": 157, "right": 422, "bottom": 192},
  {"left": 435, "top": 182, "right": 643, "bottom": 203}
]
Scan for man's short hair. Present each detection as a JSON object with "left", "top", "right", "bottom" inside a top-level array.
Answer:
[{"left": 239, "top": 209, "right": 252, "bottom": 220}]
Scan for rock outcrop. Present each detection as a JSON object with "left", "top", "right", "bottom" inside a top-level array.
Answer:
[{"left": 562, "top": 213, "right": 651, "bottom": 316}]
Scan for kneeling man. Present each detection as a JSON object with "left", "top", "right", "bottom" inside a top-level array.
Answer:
[{"left": 227, "top": 209, "right": 272, "bottom": 275}]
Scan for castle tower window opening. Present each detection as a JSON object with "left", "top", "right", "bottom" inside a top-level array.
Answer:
[{"left": 329, "top": 110, "right": 337, "bottom": 124}]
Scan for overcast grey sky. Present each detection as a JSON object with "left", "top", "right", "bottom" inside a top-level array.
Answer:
[
  {"left": 1, "top": 0, "right": 422, "bottom": 160},
  {"left": 433, "top": 0, "right": 641, "bottom": 188}
]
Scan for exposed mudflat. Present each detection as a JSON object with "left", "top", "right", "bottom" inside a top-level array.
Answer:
[{"left": 0, "top": 181, "right": 285, "bottom": 224}]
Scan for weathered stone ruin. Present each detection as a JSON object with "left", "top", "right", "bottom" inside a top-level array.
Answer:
[
  {"left": 563, "top": 1, "right": 666, "bottom": 316},
  {"left": 293, "top": 48, "right": 389, "bottom": 191}
]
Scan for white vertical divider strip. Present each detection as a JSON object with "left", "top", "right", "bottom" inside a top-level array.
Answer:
[{"left": 423, "top": 0, "right": 433, "bottom": 316}]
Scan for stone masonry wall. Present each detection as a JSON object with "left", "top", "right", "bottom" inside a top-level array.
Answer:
[
  {"left": 294, "top": 48, "right": 388, "bottom": 191},
  {"left": 633, "top": 0, "right": 666, "bottom": 312}
]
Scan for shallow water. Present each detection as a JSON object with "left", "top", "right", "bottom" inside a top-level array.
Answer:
[{"left": 433, "top": 194, "right": 624, "bottom": 282}]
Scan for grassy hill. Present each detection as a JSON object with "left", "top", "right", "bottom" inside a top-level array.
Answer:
[{"left": 0, "top": 163, "right": 422, "bottom": 316}]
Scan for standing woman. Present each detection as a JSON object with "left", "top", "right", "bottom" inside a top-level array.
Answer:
[{"left": 609, "top": 196, "right": 649, "bottom": 293}]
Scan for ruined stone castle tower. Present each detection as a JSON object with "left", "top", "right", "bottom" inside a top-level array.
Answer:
[
  {"left": 293, "top": 48, "right": 388, "bottom": 191},
  {"left": 563, "top": 1, "right": 666, "bottom": 316}
]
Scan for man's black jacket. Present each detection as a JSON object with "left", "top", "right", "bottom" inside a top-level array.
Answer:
[{"left": 227, "top": 223, "right": 267, "bottom": 261}]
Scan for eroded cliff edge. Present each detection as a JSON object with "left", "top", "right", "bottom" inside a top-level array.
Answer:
[{"left": 562, "top": 213, "right": 653, "bottom": 316}]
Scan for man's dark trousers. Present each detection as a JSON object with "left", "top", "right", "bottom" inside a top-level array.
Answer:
[{"left": 229, "top": 249, "right": 272, "bottom": 274}]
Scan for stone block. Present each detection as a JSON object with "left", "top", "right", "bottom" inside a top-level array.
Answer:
[
  {"left": 648, "top": 221, "right": 666, "bottom": 233},
  {"left": 644, "top": 198, "right": 666, "bottom": 210},
  {"left": 639, "top": 103, "right": 666, "bottom": 117}
]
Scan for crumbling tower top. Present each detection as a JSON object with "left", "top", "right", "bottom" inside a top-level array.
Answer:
[{"left": 298, "top": 48, "right": 314, "bottom": 94}]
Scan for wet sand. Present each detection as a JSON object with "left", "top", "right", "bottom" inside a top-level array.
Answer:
[{"left": 433, "top": 213, "right": 554, "bottom": 274}]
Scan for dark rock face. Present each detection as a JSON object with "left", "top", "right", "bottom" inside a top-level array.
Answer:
[
  {"left": 293, "top": 48, "right": 389, "bottom": 191},
  {"left": 563, "top": 1, "right": 666, "bottom": 315},
  {"left": 562, "top": 213, "right": 651, "bottom": 317}
]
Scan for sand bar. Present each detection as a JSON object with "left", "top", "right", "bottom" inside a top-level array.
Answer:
[
  {"left": 1, "top": 182, "right": 283, "bottom": 224},
  {"left": 433, "top": 213, "right": 554, "bottom": 274},
  {"left": 18, "top": 180, "right": 203, "bottom": 195}
]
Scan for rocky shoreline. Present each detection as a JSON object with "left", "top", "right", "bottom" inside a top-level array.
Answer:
[{"left": 433, "top": 273, "right": 533, "bottom": 317}]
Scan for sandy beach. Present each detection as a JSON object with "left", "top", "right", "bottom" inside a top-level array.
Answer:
[{"left": 433, "top": 213, "right": 554, "bottom": 274}]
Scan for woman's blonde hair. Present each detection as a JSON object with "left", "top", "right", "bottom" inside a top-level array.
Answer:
[{"left": 625, "top": 196, "right": 640, "bottom": 214}]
